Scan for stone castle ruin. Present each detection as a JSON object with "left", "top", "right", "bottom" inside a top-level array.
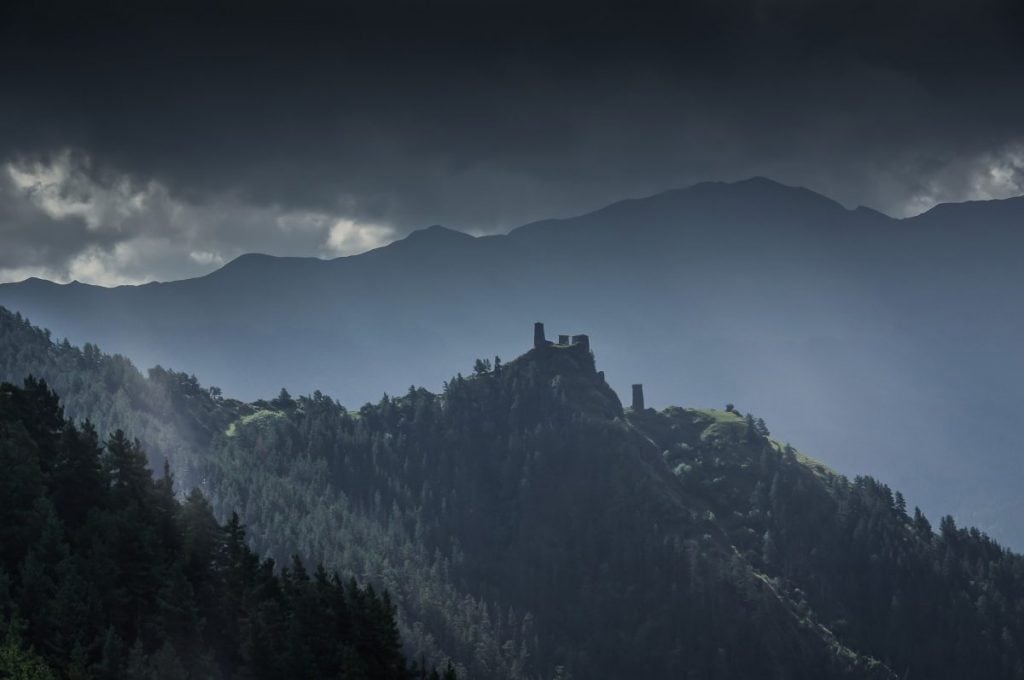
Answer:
[
  {"left": 533, "top": 322, "right": 644, "bottom": 410},
  {"left": 533, "top": 322, "right": 589, "bottom": 352}
]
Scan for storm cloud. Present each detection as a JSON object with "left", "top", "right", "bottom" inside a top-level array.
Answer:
[{"left": 1, "top": 0, "right": 1023, "bottom": 283}]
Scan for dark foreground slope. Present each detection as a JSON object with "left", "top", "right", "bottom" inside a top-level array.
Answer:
[
  {"left": 4, "top": 308, "right": 1024, "bottom": 679},
  {"left": 3, "top": 179, "right": 1024, "bottom": 550},
  {"left": 0, "top": 307, "right": 509, "bottom": 677},
  {"left": 0, "top": 378, "right": 445, "bottom": 680}
]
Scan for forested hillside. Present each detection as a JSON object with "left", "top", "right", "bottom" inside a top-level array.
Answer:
[
  {"left": 4, "top": 306, "right": 1024, "bottom": 679},
  {"left": 0, "top": 308, "right": 525, "bottom": 677},
  {"left": 5, "top": 179, "right": 1024, "bottom": 550},
  {"left": 0, "top": 376, "right": 454, "bottom": 680}
]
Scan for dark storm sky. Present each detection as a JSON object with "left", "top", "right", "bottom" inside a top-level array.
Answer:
[{"left": 1, "top": 0, "right": 1023, "bottom": 284}]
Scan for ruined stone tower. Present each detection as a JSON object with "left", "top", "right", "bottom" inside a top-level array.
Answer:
[
  {"left": 534, "top": 322, "right": 547, "bottom": 349},
  {"left": 632, "top": 384, "right": 645, "bottom": 411},
  {"left": 534, "top": 323, "right": 590, "bottom": 352},
  {"left": 571, "top": 334, "right": 590, "bottom": 352}
]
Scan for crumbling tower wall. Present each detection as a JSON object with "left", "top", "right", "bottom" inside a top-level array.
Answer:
[
  {"left": 571, "top": 334, "right": 590, "bottom": 352},
  {"left": 534, "top": 322, "right": 548, "bottom": 349},
  {"left": 632, "top": 384, "right": 645, "bottom": 411}
]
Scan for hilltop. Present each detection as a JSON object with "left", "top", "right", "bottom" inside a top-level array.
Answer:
[{"left": 3, "top": 308, "right": 1024, "bottom": 678}]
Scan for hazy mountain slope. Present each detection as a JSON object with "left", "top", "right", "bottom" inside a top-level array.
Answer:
[
  {"left": 2, "top": 178, "right": 1024, "bottom": 550},
  {"left": 0, "top": 376, "right": 419, "bottom": 680},
  {"left": 0, "top": 307, "right": 505, "bottom": 678},
  {"left": 6, "top": 310, "right": 1024, "bottom": 678},
  {"left": 0, "top": 309, "right": 896, "bottom": 679}
]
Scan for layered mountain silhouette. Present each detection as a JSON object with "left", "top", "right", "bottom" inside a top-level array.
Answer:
[{"left": 2, "top": 177, "right": 1024, "bottom": 549}]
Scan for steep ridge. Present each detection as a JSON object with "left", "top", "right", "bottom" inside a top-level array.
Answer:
[
  {"left": 5, "top": 309, "right": 1024, "bottom": 678},
  {"left": 0, "top": 376, "right": 421, "bottom": 680}
]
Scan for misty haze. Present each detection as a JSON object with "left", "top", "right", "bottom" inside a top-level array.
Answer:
[{"left": 2, "top": 1, "right": 1024, "bottom": 679}]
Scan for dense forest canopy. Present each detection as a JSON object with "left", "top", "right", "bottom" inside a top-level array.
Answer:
[
  {"left": 0, "top": 375, "right": 459, "bottom": 679},
  {"left": 3, "top": 306, "right": 1024, "bottom": 679}
]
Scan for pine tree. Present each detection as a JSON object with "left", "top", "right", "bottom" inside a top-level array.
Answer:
[
  {"left": 894, "top": 491, "right": 907, "bottom": 516},
  {"left": 180, "top": 489, "right": 222, "bottom": 585},
  {"left": 50, "top": 421, "right": 106, "bottom": 530},
  {"left": 102, "top": 431, "right": 152, "bottom": 509},
  {"left": 0, "top": 626, "right": 55, "bottom": 680}
]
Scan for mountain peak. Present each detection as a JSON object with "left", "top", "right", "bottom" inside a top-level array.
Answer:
[
  {"left": 403, "top": 224, "right": 473, "bottom": 242},
  {"left": 686, "top": 176, "right": 849, "bottom": 212},
  {"left": 509, "top": 175, "right": 855, "bottom": 244},
  {"left": 205, "top": 252, "right": 327, "bottom": 284},
  {"left": 731, "top": 175, "right": 790, "bottom": 189}
]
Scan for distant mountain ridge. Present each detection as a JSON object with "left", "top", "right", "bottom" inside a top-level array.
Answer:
[{"left": 3, "top": 176, "right": 1024, "bottom": 551}]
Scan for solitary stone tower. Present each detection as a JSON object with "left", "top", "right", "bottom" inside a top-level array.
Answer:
[
  {"left": 632, "top": 384, "right": 645, "bottom": 411},
  {"left": 534, "top": 322, "right": 547, "bottom": 349}
]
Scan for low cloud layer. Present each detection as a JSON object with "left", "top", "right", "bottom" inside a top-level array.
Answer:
[
  {"left": 1, "top": 0, "right": 1023, "bottom": 284},
  {"left": 0, "top": 151, "right": 394, "bottom": 284}
]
